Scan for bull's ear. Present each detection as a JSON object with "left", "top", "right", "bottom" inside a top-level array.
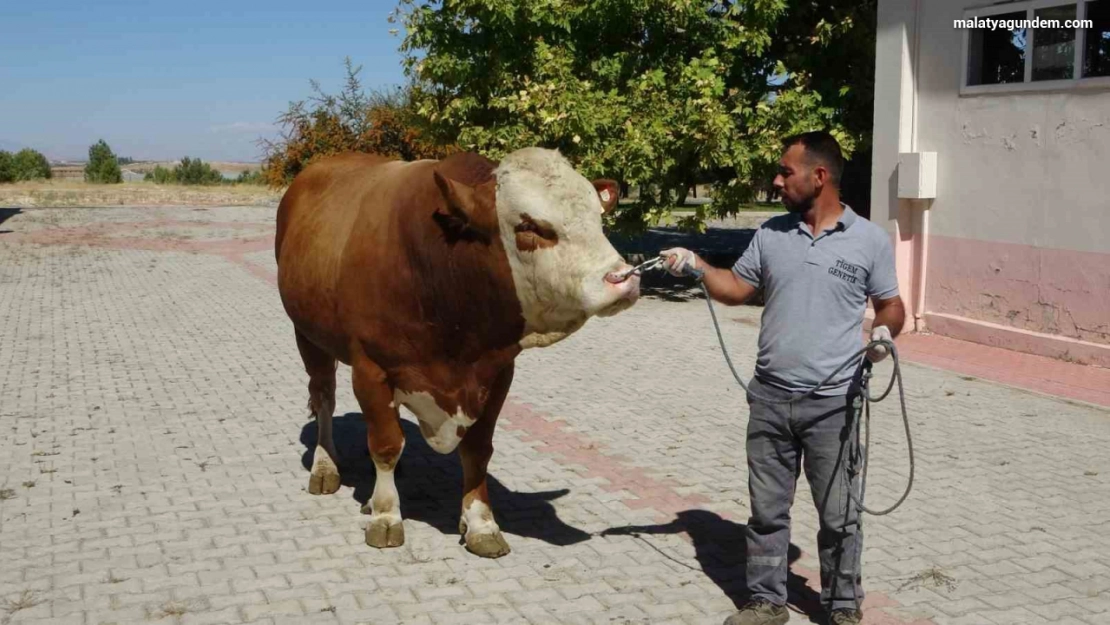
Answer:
[
  {"left": 433, "top": 170, "right": 497, "bottom": 240},
  {"left": 592, "top": 179, "right": 619, "bottom": 214}
]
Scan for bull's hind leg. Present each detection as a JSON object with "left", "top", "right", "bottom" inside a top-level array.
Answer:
[
  {"left": 352, "top": 355, "right": 406, "bottom": 549},
  {"left": 296, "top": 331, "right": 340, "bottom": 495},
  {"left": 458, "top": 363, "right": 513, "bottom": 558}
]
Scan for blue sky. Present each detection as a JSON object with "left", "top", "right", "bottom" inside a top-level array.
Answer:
[{"left": 0, "top": 0, "right": 409, "bottom": 163}]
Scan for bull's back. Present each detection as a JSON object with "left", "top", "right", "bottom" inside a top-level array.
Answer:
[{"left": 275, "top": 152, "right": 402, "bottom": 361}]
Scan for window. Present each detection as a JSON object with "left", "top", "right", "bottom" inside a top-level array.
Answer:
[
  {"left": 960, "top": 0, "right": 1110, "bottom": 93},
  {"left": 1085, "top": 0, "right": 1110, "bottom": 76},
  {"left": 967, "top": 12, "right": 1027, "bottom": 85},
  {"left": 1032, "top": 5, "right": 1077, "bottom": 79}
]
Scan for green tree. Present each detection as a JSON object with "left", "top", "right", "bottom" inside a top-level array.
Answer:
[
  {"left": 85, "top": 140, "right": 123, "bottom": 183},
  {"left": 11, "top": 148, "right": 52, "bottom": 181},
  {"left": 259, "top": 57, "right": 453, "bottom": 188},
  {"left": 144, "top": 165, "right": 176, "bottom": 184},
  {"left": 235, "top": 169, "right": 265, "bottom": 185},
  {"left": 172, "top": 157, "right": 224, "bottom": 185},
  {"left": 396, "top": 0, "right": 864, "bottom": 232},
  {"left": 769, "top": 0, "right": 876, "bottom": 212},
  {"left": 0, "top": 151, "right": 13, "bottom": 183}
]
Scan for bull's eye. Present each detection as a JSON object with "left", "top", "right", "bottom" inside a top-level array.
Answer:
[{"left": 514, "top": 215, "right": 559, "bottom": 251}]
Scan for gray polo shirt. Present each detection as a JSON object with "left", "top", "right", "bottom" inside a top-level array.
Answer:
[{"left": 732, "top": 204, "right": 899, "bottom": 396}]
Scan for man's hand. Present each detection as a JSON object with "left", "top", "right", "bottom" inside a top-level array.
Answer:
[
  {"left": 659, "top": 248, "right": 698, "bottom": 277},
  {"left": 867, "top": 325, "right": 893, "bottom": 363},
  {"left": 659, "top": 247, "right": 758, "bottom": 306}
]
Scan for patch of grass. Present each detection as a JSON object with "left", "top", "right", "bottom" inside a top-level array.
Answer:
[
  {"left": 2, "top": 589, "right": 42, "bottom": 615},
  {"left": 0, "top": 489, "right": 14, "bottom": 501},
  {"left": 21, "top": 481, "right": 34, "bottom": 489},
  {"left": 0, "top": 180, "right": 282, "bottom": 208},
  {"left": 148, "top": 600, "right": 195, "bottom": 619},
  {"left": 898, "top": 566, "right": 957, "bottom": 592}
]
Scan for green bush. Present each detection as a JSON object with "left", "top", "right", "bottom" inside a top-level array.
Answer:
[
  {"left": 173, "top": 157, "right": 223, "bottom": 185},
  {"left": 0, "top": 151, "right": 13, "bottom": 183},
  {"left": 85, "top": 140, "right": 122, "bottom": 183},
  {"left": 143, "top": 157, "right": 224, "bottom": 186},
  {"left": 144, "top": 165, "right": 176, "bottom": 184},
  {"left": 234, "top": 169, "right": 265, "bottom": 185},
  {"left": 11, "top": 148, "right": 52, "bottom": 181}
]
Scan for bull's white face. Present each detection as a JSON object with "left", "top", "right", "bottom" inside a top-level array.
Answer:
[{"left": 493, "top": 148, "right": 639, "bottom": 349}]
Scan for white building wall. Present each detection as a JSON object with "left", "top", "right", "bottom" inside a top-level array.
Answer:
[{"left": 871, "top": 0, "right": 1110, "bottom": 364}]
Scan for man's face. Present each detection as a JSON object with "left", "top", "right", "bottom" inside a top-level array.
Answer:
[{"left": 773, "top": 144, "right": 818, "bottom": 213}]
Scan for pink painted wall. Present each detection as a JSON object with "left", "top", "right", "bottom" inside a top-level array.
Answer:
[{"left": 926, "top": 235, "right": 1110, "bottom": 345}]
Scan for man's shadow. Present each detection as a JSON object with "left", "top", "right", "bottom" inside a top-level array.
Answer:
[
  {"left": 602, "top": 509, "right": 825, "bottom": 623},
  {"left": 300, "top": 413, "right": 592, "bottom": 547}
]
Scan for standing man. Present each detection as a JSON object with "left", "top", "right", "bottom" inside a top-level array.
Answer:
[{"left": 661, "top": 131, "right": 905, "bottom": 625}]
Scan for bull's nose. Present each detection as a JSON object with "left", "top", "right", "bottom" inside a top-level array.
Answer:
[{"left": 605, "top": 265, "right": 635, "bottom": 284}]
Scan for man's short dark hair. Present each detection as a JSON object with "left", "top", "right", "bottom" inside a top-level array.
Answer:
[{"left": 782, "top": 131, "right": 845, "bottom": 186}]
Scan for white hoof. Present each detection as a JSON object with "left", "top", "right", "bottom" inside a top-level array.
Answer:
[
  {"left": 365, "top": 515, "right": 405, "bottom": 548},
  {"left": 307, "top": 446, "right": 340, "bottom": 495}
]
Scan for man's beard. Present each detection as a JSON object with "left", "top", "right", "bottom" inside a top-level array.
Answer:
[{"left": 782, "top": 192, "right": 814, "bottom": 214}]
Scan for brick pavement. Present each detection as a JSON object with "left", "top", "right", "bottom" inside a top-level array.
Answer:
[{"left": 1, "top": 206, "right": 1109, "bottom": 625}]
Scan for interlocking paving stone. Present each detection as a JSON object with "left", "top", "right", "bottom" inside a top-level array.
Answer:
[{"left": 1, "top": 206, "right": 1108, "bottom": 624}]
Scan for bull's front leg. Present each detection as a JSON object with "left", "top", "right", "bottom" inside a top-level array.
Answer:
[
  {"left": 458, "top": 363, "right": 514, "bottom": 558},
  {"left": 352, "top": 355, "right": 406, "bottom": 549}
]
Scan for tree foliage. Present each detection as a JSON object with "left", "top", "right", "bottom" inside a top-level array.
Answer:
[
  {"left": 0, "top": 151, "right": 14, "bottom": 183},
  {"left": 84, "top": 140, "right": 122, "bottom": 184},
  {"left": 143, "top": 157, "right": 225, "bottom": 185},
  {"left": 235, "top": 169, "right": 265, "bottom": 185},
  {"left": 144, "top": 165, "right": 175, "bottom": 184},
  {"left": 173, "top": 157, "right": 224, "bottom": 185},
  {"left": 0, "top": 149, "right": 54, "bottom": 183},
  {"left": 259, "top": 57, "right": 454, "bottom": 188},
  {"left": 2, "top": 148, "right": 53, "bottom": 182},
  {"left": 395, "top": 0, "right": 873, "bottom": 231}
]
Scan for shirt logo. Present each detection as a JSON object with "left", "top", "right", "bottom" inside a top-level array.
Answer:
[{"left": 828, "top": 258, "right": 862, "bottom": 284}]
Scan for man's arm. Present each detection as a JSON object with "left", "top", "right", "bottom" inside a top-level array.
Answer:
[
  {"left": 866, "top": 294, "right": 906, "bottom": 363},
  {"left": 864, "top": 228, "right": 905, "bottom": 363},
  {"left": 659, "top": 248, "right": 757, "bottom": 306},
  {"left": 871, "top": 295, "right": 906, "bottom": 338},
  {"left": 699, "top": 262, "right": 758, "bottom": 306}
]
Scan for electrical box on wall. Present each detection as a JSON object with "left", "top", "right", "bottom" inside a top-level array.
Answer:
[{"left": 897, "top": 152, "right": 937, "bottom": 199}]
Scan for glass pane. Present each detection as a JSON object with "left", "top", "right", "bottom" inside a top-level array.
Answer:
[
  {"left": 1084, "top": 0, "right": 1110, "bottom": 77},
  {"left": 967, "top": 11, "right": 1027, "bottom": 85},
  {"left": 1032, "top": 5, "right": 1077, "bottom": 81}
]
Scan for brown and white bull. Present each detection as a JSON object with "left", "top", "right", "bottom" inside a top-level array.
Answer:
[{"left": 275, "top": 147, "right": 640, "bottom": 557}]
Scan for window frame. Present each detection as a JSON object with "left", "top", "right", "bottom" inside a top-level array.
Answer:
[{"left": 959, "top": 0, "right": 1110, "bottom": 95}]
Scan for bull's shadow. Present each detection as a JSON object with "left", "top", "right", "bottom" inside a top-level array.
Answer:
[
  {"left": 300, "top": 413, "right": 592, "bottom": 547},
  {"left": 602, "top": 509, "right": 825, "bottom": 623},
  {"left": 0, "top": 208, "right": 20, "bottom": 234}
]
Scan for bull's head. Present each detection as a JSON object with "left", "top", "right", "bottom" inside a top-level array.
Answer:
[
  {"left": 431, "top": 147, "right": 639, "bottom": 349},
  {"left": 483, "top": 147, "right": 639, "bottom": 348}
]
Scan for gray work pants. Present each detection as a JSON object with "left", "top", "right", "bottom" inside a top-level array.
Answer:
[{"left": 743, "top": 375, "right": 864, "bottom": 612}]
